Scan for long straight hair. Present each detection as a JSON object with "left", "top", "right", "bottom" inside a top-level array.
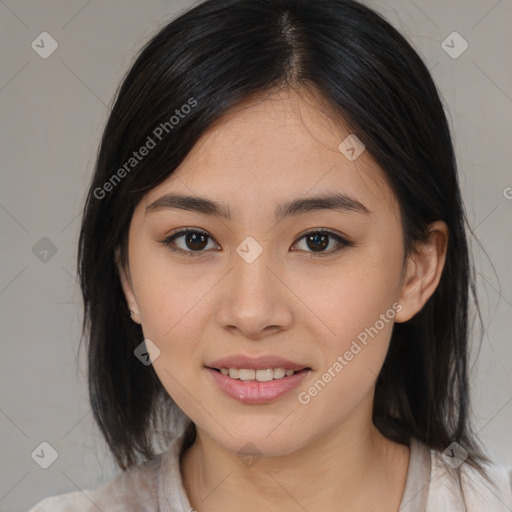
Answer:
[{"left": 77, "top": 0, "right": 491, "bottom": 481}]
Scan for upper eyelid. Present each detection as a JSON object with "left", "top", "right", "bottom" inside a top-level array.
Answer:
[{"left": 163, "top": 227, "right": 220, "bottom": 250}]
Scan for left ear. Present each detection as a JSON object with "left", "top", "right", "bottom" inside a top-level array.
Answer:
[{"left": 394, "top": 220, "right": 449, "bottom": 323}]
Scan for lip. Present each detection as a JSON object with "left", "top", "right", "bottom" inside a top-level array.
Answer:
[
  {"left": 206, "top": 354, "right": 309, "bottom": 371},
  {"left": 206, "top": 367, "right": 311, "bottom": 404}
]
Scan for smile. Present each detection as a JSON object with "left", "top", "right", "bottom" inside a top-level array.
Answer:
[{"left": 215, "top": 367, "right": 298, "bottom": 381}]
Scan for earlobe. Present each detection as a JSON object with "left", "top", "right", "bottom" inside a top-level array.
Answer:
[
  {"left": 394, "top": 221, "right": 449, "bottom": 323},
  {"left": 115, "top": 247, "right": 141, "bottom": 324}
]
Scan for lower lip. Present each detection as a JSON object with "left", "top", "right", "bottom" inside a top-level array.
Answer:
[{"left": 206, "top": 367, "right": 311, "bottom": 404}]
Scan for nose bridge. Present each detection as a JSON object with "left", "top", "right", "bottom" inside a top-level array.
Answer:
[
  {"left": 232, "top": 237, "right": 276, "bottom": 303},
  {"left": 216, "top": 235, "right": 291, "bottom": 336}
]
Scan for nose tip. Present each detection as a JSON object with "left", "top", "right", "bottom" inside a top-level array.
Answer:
[{"left": 215, "top": 248, "right": 293, "bottom": 338}]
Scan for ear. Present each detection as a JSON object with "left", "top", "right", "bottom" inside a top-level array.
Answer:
[
  {"left": 394, "top": 221, "right": 449, "bottom": 323},
  {"left": 115, "top": 247, "right": 141, "bottom": 324}
]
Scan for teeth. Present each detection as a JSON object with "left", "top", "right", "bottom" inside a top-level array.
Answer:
[
  {"left": 218, "top": 367, "right": 299, "bottom": 381},
  {"left": 274, "top": 368, "right": 286, "bottom": 379},
  {"left": 239, "top": 368, "right": 255, "bottom": 381},
  {"left": 255, "top": 369, "right": 273, "bottom": 382}
]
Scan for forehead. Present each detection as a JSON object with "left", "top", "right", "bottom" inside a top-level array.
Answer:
[{"left": 141, "top": 89, "right": 398, "bottom": 220}]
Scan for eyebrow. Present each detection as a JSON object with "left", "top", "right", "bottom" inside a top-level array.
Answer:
[{"left": 146, "top": 192, "right": 371, "bottom": 221}]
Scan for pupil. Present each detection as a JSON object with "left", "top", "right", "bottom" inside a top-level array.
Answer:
[
  {"left": 187, "top": 232, "right": 207, "bottom": 250},
  {"left": 308, "top": 233, "right": 328, "bottom": 251}
]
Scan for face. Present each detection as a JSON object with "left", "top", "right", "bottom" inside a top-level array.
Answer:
[{"left": 118, "top": 89, "right": 426, "bottom": 457}]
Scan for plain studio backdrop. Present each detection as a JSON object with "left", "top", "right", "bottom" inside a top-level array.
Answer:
[{"left": 0, "top": 1, "right": 511, "bottom": 510}]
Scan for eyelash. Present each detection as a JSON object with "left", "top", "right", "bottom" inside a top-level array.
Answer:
[{"left": 159, "top": 227, "right": 353, "bottom": 258}]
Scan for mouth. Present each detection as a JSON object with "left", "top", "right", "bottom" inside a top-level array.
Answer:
[
  {"left": 205, "top": 366, "right": 312, "bottom": 404},
  {"left": 204, "top": 354, "right": 312, "bottom": 403}
]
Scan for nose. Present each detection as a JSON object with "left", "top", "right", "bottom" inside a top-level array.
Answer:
[{"left": 216, "top": 245, "right": 293, "bottom": 340}]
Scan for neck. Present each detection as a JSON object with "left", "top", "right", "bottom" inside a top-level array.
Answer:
[{"left": 180, "top": 408, "right": 410, "bottom": 511}]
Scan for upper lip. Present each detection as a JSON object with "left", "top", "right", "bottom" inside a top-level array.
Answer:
[{"left": 206, "top": 354, "right": 310, "bottom": 371}]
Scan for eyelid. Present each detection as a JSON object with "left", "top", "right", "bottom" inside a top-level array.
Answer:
[
  {"left": 166, "top": 226, "right": 211, "bottom": 239},
  {"left": 292, "top": 228, "right": 353, "bottom": 255},
  {"left": 297, "top": 227, "right": 349, "bottom": 241},
  {"left": 159, "top": 226, "right": 353, "bottom": 257},
  {"left": 160, "top": 227, "right": 220, "bottom": 256}
]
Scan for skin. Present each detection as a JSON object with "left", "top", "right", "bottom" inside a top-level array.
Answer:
[{"left": 117, "top": 88, "right": 448, "bottom": 512}]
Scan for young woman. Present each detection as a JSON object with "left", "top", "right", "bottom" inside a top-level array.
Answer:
[{"left": 28, "top": 0, "right": 512, "bottom": 510}]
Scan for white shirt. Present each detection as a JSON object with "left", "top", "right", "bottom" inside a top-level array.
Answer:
[{"left": 27, "top": 434, "right": 512, "bottom": 511}]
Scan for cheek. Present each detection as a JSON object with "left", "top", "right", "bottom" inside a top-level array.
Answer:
[
  {"left": 299, "top": 242, "right": 403, "bottom": 381},
  {"left": 327, "top": 275, "right": 398, "bottom": 346},
  {"left": 306, "top": 254, "right": 401, "bottom": 339},
  {"left": 130, "top": 242, "right": 219, "bottom": 344},
  {"left": 131, "top": 258, "right": 213, "bottom": 409},
  {"left": 294, "top": 272, "right": 400, "bottom": 420}
]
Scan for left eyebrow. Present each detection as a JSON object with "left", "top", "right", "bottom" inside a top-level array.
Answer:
[
  {"left": 145, "top": 192, "right": 371, "bottom": 220},
  {"left": 275, "top": 192, "right": 371, "bottom": 220}
]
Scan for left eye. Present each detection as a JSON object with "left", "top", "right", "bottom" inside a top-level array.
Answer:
[
  {"left": 292, "top": 229, "right": 351, "bottom": 256},
  {"left": 160, "top": 228, "right": 352, "bottom": 257}
]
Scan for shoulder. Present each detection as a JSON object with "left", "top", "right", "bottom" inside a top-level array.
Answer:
[
  {"left": 427, "top": 446, "right": 512, "bottom": 512},
  {"left": 26, "top": 450, "right": 166, "bottom": 512}
]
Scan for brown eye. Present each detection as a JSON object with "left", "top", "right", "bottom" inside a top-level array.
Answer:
[
  {"left": 305, "top": 232, "right": 329, "bottom": 252},
  {"left": 161, "top": 228, "right": 219, "bottom": 255},
  {"left": 292, "top": 229, "right": 353, "bottom": 257},
  {"left": 183, "top": 231, "right": 208, "bottom": 250}
]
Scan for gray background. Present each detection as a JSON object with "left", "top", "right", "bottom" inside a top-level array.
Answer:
[{"left": 0, "top": 1, "right": 511, "bottom": 510}]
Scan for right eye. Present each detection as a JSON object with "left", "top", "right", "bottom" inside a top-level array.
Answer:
[{"left": 159, "top": 227, "right": 220, "bottom": 256}]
